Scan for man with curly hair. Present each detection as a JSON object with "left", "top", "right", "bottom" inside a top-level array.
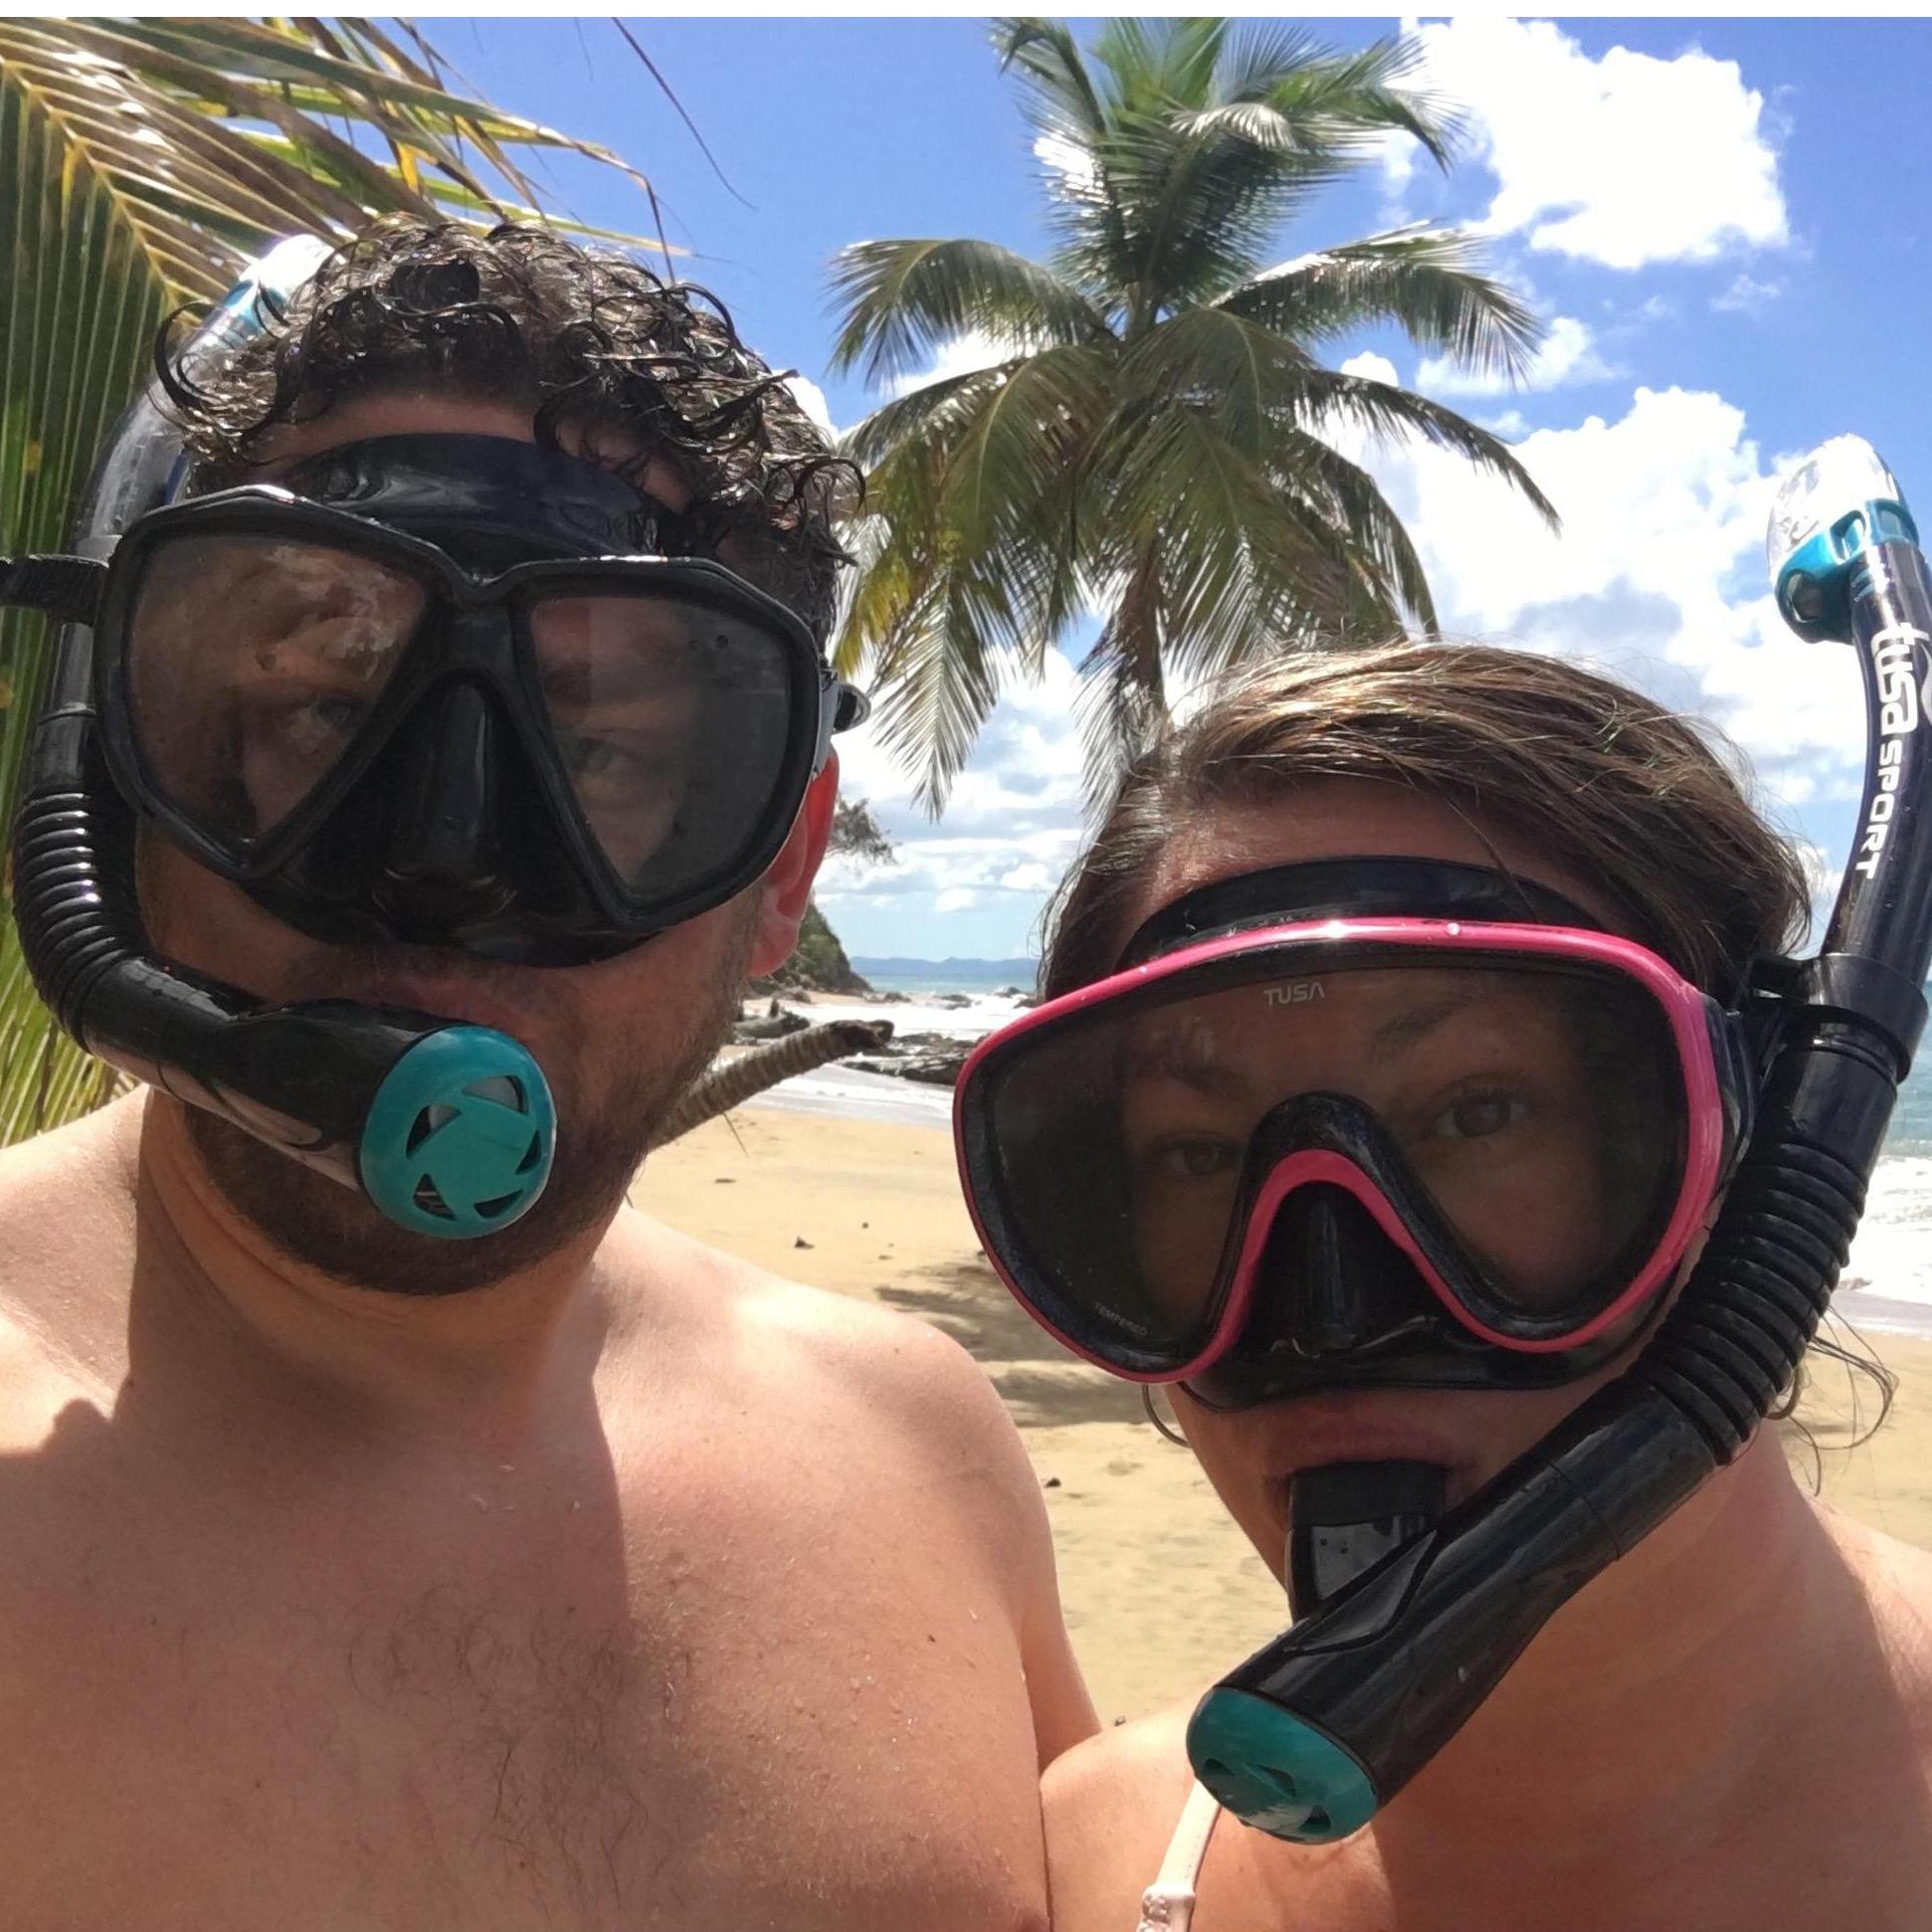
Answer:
[{"left": 0, "top": 221, "right": 1093, "bottom": 1929}]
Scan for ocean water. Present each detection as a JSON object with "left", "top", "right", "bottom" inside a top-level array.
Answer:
[
  {"left": 1845, "top": 1056, "right": 1932, "bottom": 1331},
  {"left": 855, "top": 968, "right": 1038, "bottom": 999}
]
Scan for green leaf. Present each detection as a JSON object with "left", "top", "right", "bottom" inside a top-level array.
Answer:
[{"left": 827, "top": 237, "right": 1112, "bottom": 386}]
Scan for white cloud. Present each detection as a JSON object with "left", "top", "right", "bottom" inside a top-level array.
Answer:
[
  {"left": 1419, "top": 314, "right": 1616, "bottom": 396},
  {"left": 1329, "top": 382, "right": 1867, "bottom": 805},
  {"left": 1340, "top": 350, "right": 1401, "bottom": 387},
  {"left": 784, "top": 374, "right": 836, "bottom": 439},
  {"left": 1712, "top": 272, "right": 1785, "bottom": 314},
  {"left": 1395, "top": 19, "right": 1788, "bottom": 271},
  {"left": 817, "top": 648, "right": 1091, "bottom": 956},
  {"left": 884, "top": 327, "right": 1018, "bottom": 399},
  {"left": 1034, "top": 129, "right": 1101, "bottom": 197}
]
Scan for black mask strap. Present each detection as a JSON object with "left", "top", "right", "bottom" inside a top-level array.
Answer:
[
  {"left": 277, "top": 433, "right": 707, "bottom": 562},
  {"left": 1125, "top": 857, "right": 1605, "bottom": 966}
]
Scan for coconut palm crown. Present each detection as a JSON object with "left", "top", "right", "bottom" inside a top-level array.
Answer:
[{"left": 829, "top": 18, "right": 1559, "bottom": 812}]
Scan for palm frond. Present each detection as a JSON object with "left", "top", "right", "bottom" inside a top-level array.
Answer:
[
  {"left": 1118, "top": 306, "right": 1314, "bottom": 463},
  {"left": 866, "top": 566, "right": 1014, "bottom": 818},
  {"left": 1090, "top": 18, "right": 1229, "bottom": 113},
  {"left": 1102, "top": 399, "right": 1366, "bottom": 679},
  {"left": 1241, "top": 32, "right": 1461, "bottom": 170},
  {"left": 1270, "top": 431, "right": 1440, "bottom": 634},
  {"left": 1294, "top": 367, "right": 1562, "bottom": 528},
  {"left": 993, "top": 17, "right": 1110, "bottom": 144},
  {"left": 1090, "top": 27, "right": 1459, "bottom": 321},
  {"left": 842, "top": 348, "right": 1107, "bottom": 701},
  {"left": 826, "top": 237, "right": 1112, "bottom": 387},
  {"left": 931, "top": 346, "right": 1111, "bottom": 562},
  {"left": 1217, "top": 224, "right": 1541, "bottom": 384},
  {"left": 840, "top": 362, "right": 1021, "bottom": 469}
]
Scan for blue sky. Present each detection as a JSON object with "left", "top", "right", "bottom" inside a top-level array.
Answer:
[{"left": 445, "top": 17, "right": 1932, "bottom": 959}]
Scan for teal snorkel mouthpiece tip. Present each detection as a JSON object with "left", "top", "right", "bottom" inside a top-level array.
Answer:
[
  {"left": 359, "top": 1028, "right": 556, "bottom": 1239},
  {"left": 1187, "top": 1688, "right": 1378, "bottom": 1843}
]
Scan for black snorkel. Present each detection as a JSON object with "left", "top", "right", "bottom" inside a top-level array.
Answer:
[
  {"left": 3, "top": 240, "right": 557, "bottom": 1240},
  {"left": 1187, "top": 434, "right": 1932, "bottom": 1842}
]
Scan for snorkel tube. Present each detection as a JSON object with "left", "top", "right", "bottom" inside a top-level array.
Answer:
[
  {"left": 4, "top": 240, "right": 556, "bottom": 1238},
  {"left": 1187, "top": 435, "right": 1932, "bottom": 1842}
]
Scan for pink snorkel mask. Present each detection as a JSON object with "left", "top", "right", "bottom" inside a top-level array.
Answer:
[{"left": 956, "top": 859, "right": 1762, "bottom": 1411}]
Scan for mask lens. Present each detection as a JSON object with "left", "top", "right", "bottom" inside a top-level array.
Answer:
[
  {"left": 126, "top": 532, "right": 424, "bottom": 850},
  {"left": 974, "top": 951, "right": 1688, "bottom": 1369},
  {"left": 524, "top": 590, "right": 798, "bottom": 898}
]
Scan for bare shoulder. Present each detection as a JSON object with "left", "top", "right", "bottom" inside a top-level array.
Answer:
[
  {"left": 629, "top": 1207, "right": 1025, "bottom": 1465},
  {"left": 1044, "top": 1704, "right": 1198, "bottom": 1932},
  {"left": 1823, "top": 1503, "right": 1932, "bottom": 1641}
]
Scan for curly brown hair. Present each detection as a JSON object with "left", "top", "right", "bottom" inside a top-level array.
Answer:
[{"left": 157, "top": 219, "right": 859, "bottom": 640}]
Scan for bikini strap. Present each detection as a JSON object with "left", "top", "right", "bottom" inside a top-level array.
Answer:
[{"left": 1135, "top": 1780, "right": 1224, "bottom": 1932}]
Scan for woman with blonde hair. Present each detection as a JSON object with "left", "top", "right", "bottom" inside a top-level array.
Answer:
[{"left": 958, "top": 639, "right": 1932, "bottom": 1930}]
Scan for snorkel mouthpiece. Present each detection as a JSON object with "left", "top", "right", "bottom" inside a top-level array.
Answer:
[
  {"left": 1190, "top": 433, "right": 1932, "bottom": 1841},
  {"left": 1285, "top": 1460, "right": 1447, "bottom": 1620},
  {"left": 360, "top": 1028, "right": 555, "bottom": 1237}
]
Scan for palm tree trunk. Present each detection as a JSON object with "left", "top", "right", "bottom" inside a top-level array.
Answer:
[{"left": 646, "top": 1019, "right": 893, "bottom": 1149}]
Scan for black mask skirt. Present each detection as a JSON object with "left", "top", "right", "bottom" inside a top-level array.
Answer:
[{"left": 87, "top": 434, "right": 866, "bottom": 965}]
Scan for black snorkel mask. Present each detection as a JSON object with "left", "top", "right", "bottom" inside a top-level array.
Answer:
[
  {"left": 2, "top": 239, "right": 867, "bottom": 1240},
  {"left": 1167, "top": 436, "right": 1932, "bottom": 1843}
]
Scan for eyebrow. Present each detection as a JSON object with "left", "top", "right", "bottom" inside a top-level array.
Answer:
[
  {"left": 1366, "top": 986, "right": 1488, "bottom": 1063},
  {"left": 1121, "top": 1039, "right": 1255, "bottom": 1103}
]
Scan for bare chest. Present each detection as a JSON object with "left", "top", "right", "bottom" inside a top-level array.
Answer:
[{"left": 0, "top": 1448, "right": 1049, "bottom": 1932}]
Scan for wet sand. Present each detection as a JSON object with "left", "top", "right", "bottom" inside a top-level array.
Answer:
[{"left": 633, "top": 1106, "right": 1932, "bottom": 1724}]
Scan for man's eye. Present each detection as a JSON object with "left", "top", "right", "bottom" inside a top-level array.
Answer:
[
  {"left": 256, "top": 692, "right": 366, "bottom": 752},
  {"left": 562, "top": 733, "right": 626, "bottom": 779}
]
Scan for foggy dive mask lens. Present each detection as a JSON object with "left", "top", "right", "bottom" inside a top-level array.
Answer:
[
  {"left": 956, "top": 859, "right": 1754, "bottom": 1403},
  {"left": 81, "top": 434, "right": 868, "bottom": 966}
]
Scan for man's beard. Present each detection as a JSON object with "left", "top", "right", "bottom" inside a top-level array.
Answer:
[{"left": 183, "top": 921, "right": 753, "bottom": 1296}]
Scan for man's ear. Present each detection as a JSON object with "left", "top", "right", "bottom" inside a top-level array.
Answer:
[{"left": 746, "top": 755, "right": 840, "bottom": 977}]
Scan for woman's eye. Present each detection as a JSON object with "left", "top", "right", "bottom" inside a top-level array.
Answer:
[{"left": 1432, "top": 1092, "right": 1529, "bottom": 1141}]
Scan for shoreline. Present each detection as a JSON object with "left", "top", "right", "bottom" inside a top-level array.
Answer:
[{"left": 638, "top": 1102, "right": 1932, "bottom": 1721}]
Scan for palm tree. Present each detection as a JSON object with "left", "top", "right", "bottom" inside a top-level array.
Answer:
[
  {"left": 0, "top": 18, "right": 670, "bottom": 1142},
  {"left": 830, "top": 17, "right": 1558, "bottom": 813}
]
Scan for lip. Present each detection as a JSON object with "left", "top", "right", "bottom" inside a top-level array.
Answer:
[{"left": 1234, "top": 1398, "right": 1479, "bottom": 1541}]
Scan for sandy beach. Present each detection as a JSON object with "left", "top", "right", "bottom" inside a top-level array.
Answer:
[{"left": 634, "top": 1102, "right": 1932, "bottom": 1726}]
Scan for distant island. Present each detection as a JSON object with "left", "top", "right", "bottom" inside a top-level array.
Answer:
[{"left": 850, "top": 955, "right": 1039, "bottom": 982}]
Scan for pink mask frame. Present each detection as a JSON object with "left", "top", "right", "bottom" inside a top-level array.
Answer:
[{"left": 954, "top": 918, "right": 1735, "bottom": 1385}]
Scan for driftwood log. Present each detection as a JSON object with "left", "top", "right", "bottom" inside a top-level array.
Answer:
[{"left": 648, "top": 1019, "right": 894, "bottom": 1149}]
